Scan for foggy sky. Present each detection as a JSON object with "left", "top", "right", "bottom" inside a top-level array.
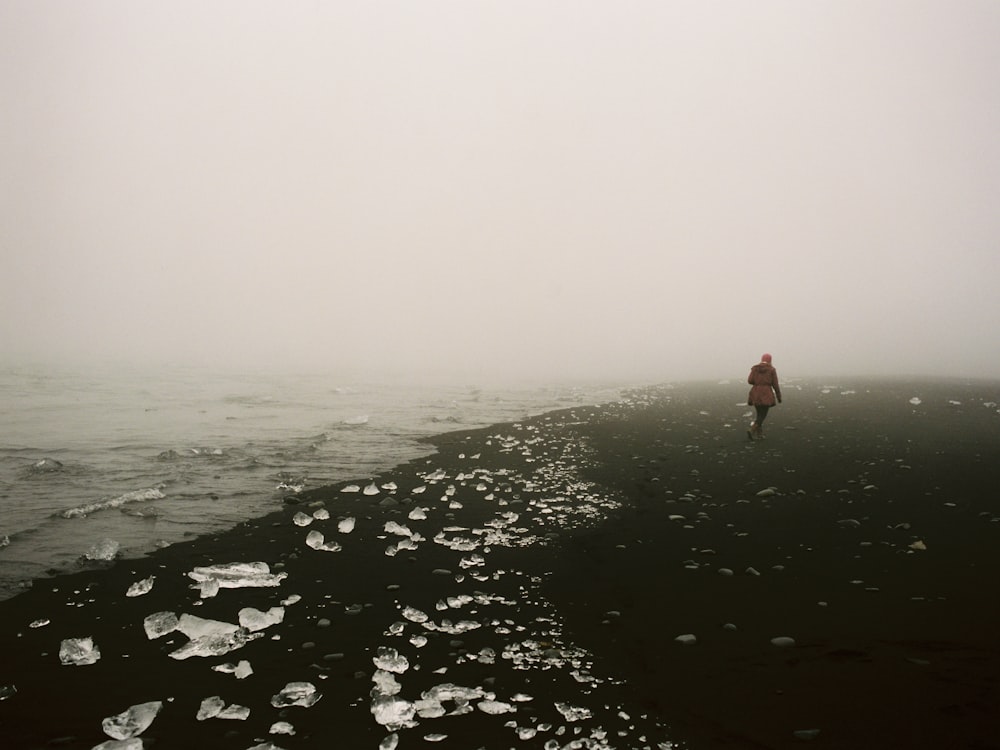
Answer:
[{"left": 3, "top": 1, "right": 999, "bottom": 382}]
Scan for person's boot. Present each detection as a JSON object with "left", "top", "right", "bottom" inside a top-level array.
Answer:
[{"left": 747, "top": 422, "right": 756, "bottom": 441}]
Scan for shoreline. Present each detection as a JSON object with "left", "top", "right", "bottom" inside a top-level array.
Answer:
[{"left": 1, "top": 378, "right": 998, "bottom": 749}]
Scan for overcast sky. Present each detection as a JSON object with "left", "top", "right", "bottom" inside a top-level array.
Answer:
[{"left": 2, "top": 1, "right": 998, "bottom": 382}]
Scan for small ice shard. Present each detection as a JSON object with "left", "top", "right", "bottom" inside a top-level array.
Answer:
[
  {"left": 364, "top": 482, "right": 380, "bottom": 496},
  {"left": 101, "top": 701, "right": 162, "bottom": 740},
  {"left": 408, "top": 507, "right": 428, "bottom": 521},
  {"left": 554, "top": 702, "right": 592, "bottom": 722},
  {"left": 197, "top": 696, "right": 226, "bottom": 720},
  {"left": 270, "top": 721, "right": 296, "bottom": 735},
  {"left": 177, "top": 614, "right": 240, "bottom": 639},
  {"left": 84, "top": 539, "right": 121, "bottom": 561},
  {"left": 755, "top": 488, "right": 776, "bottom": 497},
  {"left": 59, "top": 637, "right": 100, "bottom": 665},
  {"left": 292, "top": 512, "right": 314, "bottom": 527},
  {"left": 372, "top": 670, "right": 403, "bottom": 697},
  {"left": 371, "top": 696, "right": 416, "bottom": 730},
  {"left": 195, "top": 578, "right": 220, "bottom": 599},
  {"left": 373, "top": 646, "right": 409, "bottom": 674},
  {"left": 217, "top": 703, "right": 250, "bottom": 720},
  {"left": 143, "top": 611, "right": 179, "bottom": 640},
  {"left": 271, "top": 682, "right": 322, "bottom": 708},
  {"left": 305, "top": 530, "right": 342, "bottom": 552},
  {"left": 126, "top": 577, "right": 155, "bottom": 598},
  {"left": 909, "top": 397, "right": 922, "bottom": 405},
  {"left": 411, "top": 485, "right": 427, "bottom": 494},
  {"left": 770, "top": 636, "right": 796, "bottom": 647},
  {"left": 477, "top": 700, "right": 515, "bottom": 715},
  {"left": 281, "top": 594, "right": 302, "bottom": 606},
  {"left": 169, "top": 628, "right": 264, "bottom": 660},
  {"left": 909, "top": 540, "right": 927, "bottom": 551},
  {"left": 29, "top": 618, "right": 50, "bottom": 628},
  {"left": 379, "top": 733, "right": 399, "bottom": 750},
  {"left": 188, "top": 562, "right": 286, "bottom": 590},
  {"left": 313, "top": 508, "right": 330, "bottom": 520},
  {"left": 338, "top": 517, "right": 356, "bottom": 533},
  {"left": 382, "top": 481, "right": 398, "bottom": 491},
  {"left": 401, "top": 606, "right": 429, "bottom": 623},
  {"left": 239, "top": 607, "right": 285, "bottom": 632},
  {"left": 674, "top": 634, "right": 697, "bottom": 646},
  {"left": 213, "top": 660, "right": 254, "bottom": 679},
  {"left": 384, "top": 521, "right": 412, "bottom": 536},
  {"left": 341, "top": 484, "right": 361, "bottom": 493},
  {"left": 424, "top": 735, "right": 447, "bottom": 742}
]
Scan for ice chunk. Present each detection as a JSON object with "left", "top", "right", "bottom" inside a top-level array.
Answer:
[
  {"left": 213, "top": 660, "right": 254, "bottom": 679},
  {"left": 218, "top": 704, "right": 250, "bottom": 720},
  {"left": 384, "top": 521, "right": 411, "bottom": 536},
  {"left": 187, "top": 562, "right": 286, "bottom": 590},
  {"left": 29, "top": 618, "right": 50, "bottom": 629},
  {"left": 125, "top": 577, "right": 155, "bottom": 598},
  {"left": 555, "top": 702, "right": 592, "bottom": 722},
  {"left": 373, "top": 647, "right": 409, "bottom": 674},
  {"left": 313, "top": 508, "right": 330, "bottom": 520},
  {"left": 84, "top": 539, "right": 121, "bottom": 561},
  {"left": 363, "top": 482, "right": 380, "bottom": 496},
  {"left": 177, "top": 614, "right": 240, "bottom": 639},
  {"left": 371, "top": 670, "right": 402, "bottom": 697},
  {"left": 169, "top": 627, "right": 264, "bottom": 660},
  {"left": 407, "top": 507, "right": 428, "bottom": 521},
  {"left": 371, "top": 696, "right": 416, "bottom": 730},
  {"left": 59, "top": 637, "right": 100, "bottom": 666},
  {"left": 143, "top": 611, "right": 179, "bottom": 640},
  {"left": 238, "top": 607, "right": 285, "bottom": 632},
  {"left": 477, "top": 700, "right": 515, "bottom": 715},
  {"left": 196, "top": 696, "right": 225, "bottom": 720},
  {"left": 194, "top": 578, "right": 220, "bottom": 599},
  {"left": 270, "top": 721, "right": 296, "bottom": 735},
  {"left": 337, "top": 517, "right": 356, "bottom": 533},
  {"left": 270, "top": 682, "right": 321, "bottom": 708},
  {"left": 909, "top": 397, "right": 922, "bottom": 405},
  {"left": 102, "top": 701, "right": 163, "bottom": 739},
  {"left": 305, "top": 530, "right": 342, "bottom": 552},
  {"left": 380, "top": 734, "right": 399, "bottom": 750},
  {"left": 341, "top": 484, "right": 361, "bottom": 493},
  {"left": 292, "top": 512, "right": 314, "bottom": 527}
]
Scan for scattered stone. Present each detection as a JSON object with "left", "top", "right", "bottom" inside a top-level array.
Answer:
[
  {"left": 770, "top": 636, "right": 796, "bottom": 648},
  {"left": 674, "top": 634, "right": 697, "bottom": 645}
]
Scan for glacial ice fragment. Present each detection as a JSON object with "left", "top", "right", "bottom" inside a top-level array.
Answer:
[
  {"left": 169, "top": 628, "right": 263, "bottom": 660},
  {"left": 371, "top": 696, "right": 416, "bottom": 730},
  {"left": 238, "top": 606, "right": 285, "bottom": 632},
  {"left": 213, "top": 660, "right": 254, "bottom": 679},
  {"left": 364, "top": 482, "right": 380, "bottom": 495},
  {"left": 305, "top": 530, "right": 342, "bottom": 552},
  {"left": 187, "top": 562, "right": 286, "bottom": 590},
  {"left": 126, "top": 577, "right": 155, "bottom": 597},
  {"left": 337, "top": 517, "right": 356, "bottom": 533},
  {"left": 84, "top": 539, "right": 121, "bottom": 561},
  {"left": 270, "top": 721, "right": 296, "bottom": 735},
  {"left": 102, "top": 701, "right": 163, "bottom": 739},
  {"left": 196, "top": 696, "right": 226, "bottom": 720},
  {"left": 373, "top": 646, "right": 409, "bottom": 674},
  {"left": 92, "top": 740, "right": 144, "bottom": 750},
  {"left": 292, "top": 512, "right": 313, "bottom": 527},
  {"left": 477, "top": 699, "right": 515, "bottom": 715},
  {"left": 143, "top": 611, "right": 179, "bottom": 640},
  {"left": 59, "top": 637, "right": 100, "bottom": 665},
  {"left": 270, "top": 682, "right": 321, "bottom": 708}
]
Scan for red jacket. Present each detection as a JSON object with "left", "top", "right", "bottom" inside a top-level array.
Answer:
[{"left": 747, "top": 363, "right": 781, "bottom": 406}]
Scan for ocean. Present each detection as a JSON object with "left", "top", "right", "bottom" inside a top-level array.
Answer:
[{"left": 0, "top": 363, "right": 627, "bottom": 601}]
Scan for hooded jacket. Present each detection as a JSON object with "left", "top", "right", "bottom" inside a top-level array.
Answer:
[{"left": 747, "top": 363, "right": 781, "bottom": 407}]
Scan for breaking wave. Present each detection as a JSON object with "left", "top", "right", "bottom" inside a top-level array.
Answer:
[{"left": 59, "top": 488, "right": 166, "bottom": 519}]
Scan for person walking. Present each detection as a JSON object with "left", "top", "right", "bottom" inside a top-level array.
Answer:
[{"left": 747, "top": 353, "right": 781, "bottom": 440}]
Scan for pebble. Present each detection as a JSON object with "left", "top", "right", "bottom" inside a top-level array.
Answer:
[
  {"left": 316, "top": 619, "right": 331, "bottom": 628},
  {"left": 674, "top": 634, "right": 697, "bottom": 646},
  {"left": 756, "top": 488, "right": 776, "bottom": 497},
  {"left": 770, "top": 636, "right": 796, "bottom": 648},
  {"left": 718, "top": 568, "right": 734, "bottom": 576}
]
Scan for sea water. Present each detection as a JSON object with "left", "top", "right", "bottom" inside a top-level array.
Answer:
[{"left": 0, "top": 363, "right": 625, "bottom": 600}]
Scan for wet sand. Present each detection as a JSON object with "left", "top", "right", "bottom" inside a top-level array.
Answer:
[{"left": 1, "top": 379, "right": 998, "bottom": 750}]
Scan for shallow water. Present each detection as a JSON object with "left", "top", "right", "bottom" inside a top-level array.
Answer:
[{"left": 0, "top": 363, "right": 626, "bottom": 600}]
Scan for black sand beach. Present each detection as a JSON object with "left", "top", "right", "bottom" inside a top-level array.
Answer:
[{"left": 1, "top": 379, "right": 998, "bottom": 750}]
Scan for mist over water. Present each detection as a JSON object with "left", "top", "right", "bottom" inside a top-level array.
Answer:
[{"left": 2, "top": 2, "right": 999, "bottom": 382}]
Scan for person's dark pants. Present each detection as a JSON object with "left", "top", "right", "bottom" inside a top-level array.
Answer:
[{"left": 755, "top": 405, "right": 770, "bottom": 430}]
